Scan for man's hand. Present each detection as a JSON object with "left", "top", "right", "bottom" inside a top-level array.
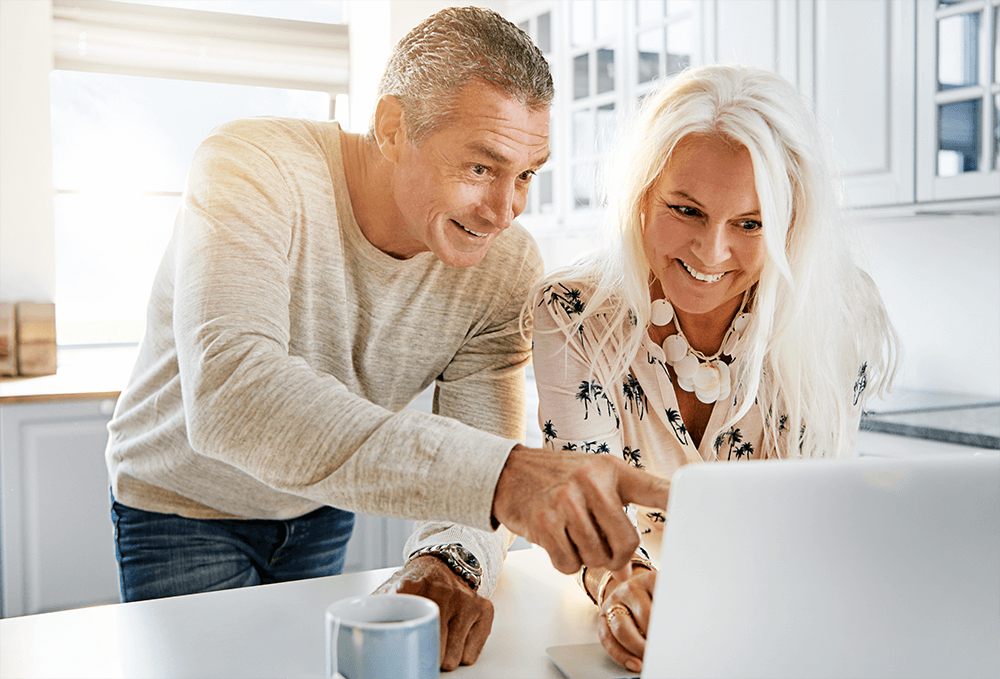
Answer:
[
  {"left": 492, "top": 445, "right": 669, "bottom": 576},
  {"left": 374, "top": 556, "right": 494, "bottom": 671}
]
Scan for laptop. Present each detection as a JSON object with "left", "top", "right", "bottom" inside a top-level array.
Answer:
[{"left": 548, "top": 454, "right": 1000, "bottom": 679}]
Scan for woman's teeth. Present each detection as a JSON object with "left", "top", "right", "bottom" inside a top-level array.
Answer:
[{"left": 681, "top": 261, "right": 725, "bottom": 283}]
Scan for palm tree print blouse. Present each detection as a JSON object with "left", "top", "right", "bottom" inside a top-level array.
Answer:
[{"left": 532, "top": 280, "right": 867, "bottom": 566}]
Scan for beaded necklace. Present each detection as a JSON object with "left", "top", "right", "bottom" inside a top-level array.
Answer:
[{"left": 650, "top": 291, "right": 750, "bottom": 404}]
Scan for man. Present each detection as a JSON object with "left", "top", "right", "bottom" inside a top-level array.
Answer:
[{"left": 106, "top": 6, "right": 667, "bottom": 671}]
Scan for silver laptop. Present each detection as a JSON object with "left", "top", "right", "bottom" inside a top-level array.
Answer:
[{"left": 549, "top": 454, "right": 1000, "bottom": 679}]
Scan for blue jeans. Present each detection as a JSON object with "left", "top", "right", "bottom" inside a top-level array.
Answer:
[{"left": 111, "top": 498, "right": 355, "bottom": 603}]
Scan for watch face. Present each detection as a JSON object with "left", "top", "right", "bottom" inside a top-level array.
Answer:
[{"left": 454, "top": 546, "right": 481, "bottom": 571}]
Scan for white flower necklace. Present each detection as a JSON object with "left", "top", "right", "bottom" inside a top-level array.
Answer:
[{"left": 650, "top": 292, "right": 751, "bottom": 404}]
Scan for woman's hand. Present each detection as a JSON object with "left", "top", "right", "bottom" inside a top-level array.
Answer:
[{"left": 598, "top": 568, "right": 657, "bottom": 674}]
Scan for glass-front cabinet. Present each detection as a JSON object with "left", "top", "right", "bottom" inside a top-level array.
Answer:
[
  {"left": 509, "top": 0, "right": 997, "bottom": 267},
  {"left": 917, "top": 0, "right": 1000, "bottom": 202}
]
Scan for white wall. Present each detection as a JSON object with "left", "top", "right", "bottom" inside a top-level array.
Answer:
[
  {"left": 856, "top": 213, "right": 1000, "bottom": 398},
  {"left": 0, "top": 0, "right": 56, "bottom": 303}
]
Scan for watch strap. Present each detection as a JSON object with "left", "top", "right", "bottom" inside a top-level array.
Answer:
[{"left": 408, "top": 543, "right": 482, "bottom": 591}]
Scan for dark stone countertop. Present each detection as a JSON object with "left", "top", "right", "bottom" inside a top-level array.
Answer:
[{"left": 861, "top": 389, "right": 1000, "bottom": 449}]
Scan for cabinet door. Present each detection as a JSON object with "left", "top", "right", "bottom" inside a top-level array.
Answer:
[
  {"left": 1, "top": 399, "right": 121, "bottom": 617},
  {"left": 812, "top": 0, "right": 916, "bottom": 207},
  {"left": 916, "top": 0, "right": 1000, "bottom": 202}
]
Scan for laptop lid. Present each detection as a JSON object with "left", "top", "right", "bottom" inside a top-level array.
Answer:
[{"left": 640, "top": 455, "right": 1000, "bottom": 679}]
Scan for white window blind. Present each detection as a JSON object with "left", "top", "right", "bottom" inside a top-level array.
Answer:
[{"left": 52, "top": 0, "right": 349, "bottom": 95}]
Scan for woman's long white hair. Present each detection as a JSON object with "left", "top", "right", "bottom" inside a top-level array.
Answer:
[{"left": 533, "top": 64, "right": 899, "bottom": 458}]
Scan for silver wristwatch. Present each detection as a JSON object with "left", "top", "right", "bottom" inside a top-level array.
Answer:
[{"left": 408, "top": 543, "right": 483, "bottom": 590}]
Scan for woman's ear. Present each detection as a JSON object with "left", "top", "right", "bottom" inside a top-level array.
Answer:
[{"left": 373, "top": 95, "right": 406, "bottom": 164}]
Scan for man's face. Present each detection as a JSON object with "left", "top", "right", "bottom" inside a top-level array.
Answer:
[{"left": 387, "top": 81, "right": 550, "bottom": 268}]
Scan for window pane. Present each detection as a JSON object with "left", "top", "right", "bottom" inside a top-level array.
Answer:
[
  {"left": 994, "top": 95, "right": 999, "bottom": 170},
  {"left": 538, "top": 170, "right": 554, "bottom": 214},
  {"left": 573, "top": 162, "right": 595, "bottom": 208},
  {"left": 574, "top": 53, "right": 591, "bottom": 99},
  {"left": 994, "top": 5, "right": 999, "bottom": 85},
  {"left": 596, "top": 103, "right": 616, "bottom": 153},
  {"left": 573, "top": 108, "right": 595, "bottom": 156},
  {"left": 938, "top": 99, "right": 981, "bottom": 175},
  {"left": 49, "top": 71, "right": 330, "bottom": 345},
  {"left": 598, "top": 48, "right": 616, "bottom": 94},
  {"left": 572, "top": 0, "right": 594, "bottom": 46},
  {"left": 538, "top": 12, "right": 552, "bottom": 53},
  {"left": 637, "top": 0, "right": 665, "bottom": 25},
  {"left": 50, "top": 71, "right": 329, "bottom": 191},
  {"left": 666, "top": 20, "right": 692, "bottom": 76},
  {"left": 938, "top": 13, "right": 979, "bottom": 90},
  {"left": 666, "top": 0, "right": 693, "bottom": 14},
  {"left": 638, "top": 28, "right": 663, "bottom": 84},
  {"left": 54, "top": 194, "right": 178, "bottom": 344}
]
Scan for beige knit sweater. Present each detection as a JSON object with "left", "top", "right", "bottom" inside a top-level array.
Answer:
[{"left": 105, "top": 118, "right": 543, "bottom": 594}]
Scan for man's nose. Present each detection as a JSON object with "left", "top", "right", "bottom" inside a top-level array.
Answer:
[{"left": 479, "top": 180, "right": 516, "bottom": 231}]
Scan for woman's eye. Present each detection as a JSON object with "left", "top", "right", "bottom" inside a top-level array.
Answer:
[
  {"left": 740, "top": 220, "right": 763, "bottom": 231},
  {"left": 671, "top": 205, "right": 699, "bottom": 217}
]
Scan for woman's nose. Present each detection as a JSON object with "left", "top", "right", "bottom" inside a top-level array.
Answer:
[{"left": 691, "top": 223, "right": 731, "bottom": 266}]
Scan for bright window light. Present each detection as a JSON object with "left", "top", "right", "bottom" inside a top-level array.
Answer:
[{"left": 50, "top": 70, "right": 330, "bottom": 345}]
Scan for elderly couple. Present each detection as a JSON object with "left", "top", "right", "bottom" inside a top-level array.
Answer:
[{"left": 105, "top": 7, "right": 897, "bottom": 673}]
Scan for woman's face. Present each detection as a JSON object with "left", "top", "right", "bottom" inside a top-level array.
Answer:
[{"left": 642, "top": 134, "right": 766, "bottom": 323}]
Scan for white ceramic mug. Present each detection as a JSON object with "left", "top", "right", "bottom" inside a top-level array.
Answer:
[{"left": 325, "top": 593, "right": 440, "bottom": 679}]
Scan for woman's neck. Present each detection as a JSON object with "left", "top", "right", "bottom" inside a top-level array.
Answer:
[{"left": 673, "top": 297, "right": 743, "bottom": 355}]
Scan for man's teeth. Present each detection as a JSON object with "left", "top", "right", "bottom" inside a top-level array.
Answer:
[
  {"left": 681, "top": 261, "right": 725, "bottom": 283},
  {"left": 459, "top": 223, "right": 488, "bottom": 238}
]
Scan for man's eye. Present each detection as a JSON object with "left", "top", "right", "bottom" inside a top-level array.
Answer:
[
  {"left": 519, "top": 170, "right": 536, "bottom": 181},
  {"left": 472, "top": 165, "right": 487, "bottom": 175}
]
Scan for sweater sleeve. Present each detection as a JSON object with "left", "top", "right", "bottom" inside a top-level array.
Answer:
[
  {"left": 403, "top": 229, "right": 544, "bottom": 596},
  {"left": 169, "top": 128, "right": 513, "bottom": 529}
]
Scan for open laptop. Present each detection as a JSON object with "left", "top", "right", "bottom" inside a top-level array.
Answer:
[{"left": 548, "top": 454, "right": 1000, "bottom": 679}]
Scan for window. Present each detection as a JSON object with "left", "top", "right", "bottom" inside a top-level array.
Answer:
[{"left": 49, "top": 0, "right": 347, "bottom": 345}]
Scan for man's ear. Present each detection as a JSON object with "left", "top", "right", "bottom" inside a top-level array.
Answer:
[{"left": 373, "top": 95, "right": 407, "bottom": 164}]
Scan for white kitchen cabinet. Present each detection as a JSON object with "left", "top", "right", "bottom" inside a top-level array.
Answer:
[
  {"left": 916, "top": 0, "right": 1000, "bottom": 202},
  {"left": 0, "top": 398, "right": 120, "bottom": 618},
  {"left": 810, "top": 0, "right": 917, "bottom": 207}
]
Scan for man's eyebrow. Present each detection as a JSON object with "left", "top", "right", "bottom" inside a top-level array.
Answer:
[{"left": 469, "top": 143, "right": 551, "bottom": 170}]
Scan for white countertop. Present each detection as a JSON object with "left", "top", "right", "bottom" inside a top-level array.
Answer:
[{"left": 0, "top": 547, "right": 598, "bottom": 679}]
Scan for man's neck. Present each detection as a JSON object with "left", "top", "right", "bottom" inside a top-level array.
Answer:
[{"left": 339, "top": 129, "right": 416, "bottom": 259}]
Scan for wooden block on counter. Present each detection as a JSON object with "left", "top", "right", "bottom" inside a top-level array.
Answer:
[
  {"left": 16, "top": 302, "right": 57, "bottom": 376},
  {"left": 16, "top": 302, "right": 57, "bottom": 343},
  {"left": 0, "top": 302, "right": 15, "bottom": 376},
  {"left": 17, "top": 342, "right": 58, "bottom": 376}
]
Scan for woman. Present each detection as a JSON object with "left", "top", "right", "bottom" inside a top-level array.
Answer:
[{"left": 529, "top": 65, "right": 899, "bottom": 673}]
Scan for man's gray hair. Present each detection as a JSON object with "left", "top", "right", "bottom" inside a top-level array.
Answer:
[{"left": 369, "top": 6, "right": 553, "bottom": 145}]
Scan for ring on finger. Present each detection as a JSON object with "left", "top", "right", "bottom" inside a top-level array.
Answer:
[{"left": 604, "top": 604, "right": 630, "bottom": 620}]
